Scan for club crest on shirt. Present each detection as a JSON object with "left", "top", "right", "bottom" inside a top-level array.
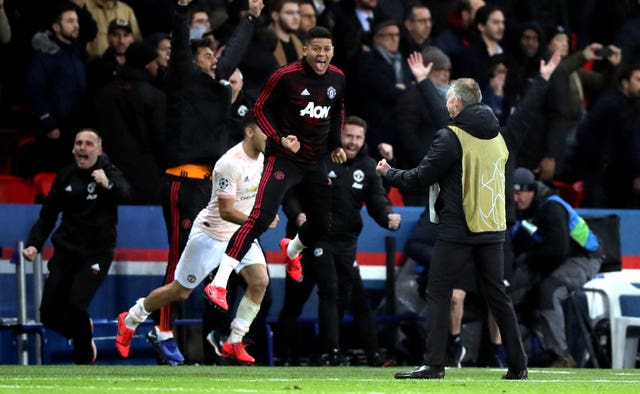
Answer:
[
  {"left": 353, "top": 169, "right": 364, "bottom": 182},
  {"left": 87, "top": 182, "right": 97, "bottom": 200},
  {"left": 327, "top": 86, "right": 336, "bottom": 99}
]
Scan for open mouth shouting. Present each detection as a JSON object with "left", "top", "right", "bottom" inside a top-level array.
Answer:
[
  {"left": 313, "top": 58, "right": 327, "bottom": 73},
  {"left": 75, "top": 152, "right": 92, "bottom": 168}
]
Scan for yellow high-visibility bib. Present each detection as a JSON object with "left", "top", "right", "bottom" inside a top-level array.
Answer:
[{"left": 449, "top": 125, "right": 509, "bottom": 232}]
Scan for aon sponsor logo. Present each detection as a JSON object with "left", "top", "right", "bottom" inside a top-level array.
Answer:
[{"left": 300, "top": 102, "right": 330, "bottom": 118}]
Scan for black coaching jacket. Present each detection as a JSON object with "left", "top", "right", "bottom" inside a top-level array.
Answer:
[{"left": 26, "top": 154, "right": 131, "bottom": 256}]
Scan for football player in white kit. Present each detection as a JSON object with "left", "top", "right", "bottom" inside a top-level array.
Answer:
[{"left": 116, "top": 115, "right": 278, "bottom": 364}]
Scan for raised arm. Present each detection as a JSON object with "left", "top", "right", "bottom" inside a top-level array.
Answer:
[
  {"left": 215, "top": 0, "right": 264, "bottom": 80},
  {"left": 408, "top": 51, "right": 449, "bottom": 129},
  {"left": 502, "top": 51, "right": 560, "bottom": 154}
]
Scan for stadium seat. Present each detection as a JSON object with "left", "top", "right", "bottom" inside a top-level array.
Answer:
[
  {"left": 33, "top": 172, "right": 56, "bottom": 200},
  {"left": 386, "top": 186, "right": 405, "bottom": 206},
  {"left": 0, "top": 175, "right": 34, "bottom": 203},
  {"left": 554, "top": 180, "right": 584, "bottom": 208},
  {"left": 583, "top": 271, "right": 640, "bottom": 368}
]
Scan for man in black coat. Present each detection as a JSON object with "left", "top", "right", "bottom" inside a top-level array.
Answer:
[
  {"left": 22, "top": 129, "right": 130, "bottom": 364},
  {"left": 95, "top": 41, "right": 166, "bottom": 205},
  {"left": 378, "top": 75, "right": 528, "bottom": 380},
  {"left": 570, "top": 63, "right": 640, "bottom": 208},
  {"left": 378, "top": 49, "right": 560, "bottom": 379},
  {"left": 26, "top": 3, "right": 97, "bottom": 174},
  {"left": 86, "top": 18, "right": 135, "bottom": 97},
  {"left": 503, "top": 22, "right": 570, "bottom": 183},
  {"left": 391, "top": 50, "right": 560, "bottom": 374}
]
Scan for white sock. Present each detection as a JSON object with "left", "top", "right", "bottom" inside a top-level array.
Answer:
[
  {"left": 125, "top": 298, "right": 150, "bottom": 329},
  {"left": 155, "top": 326, "right": 173, "bottom": 341},
  {"left": 228, "top": 296, "right": 260, "bottom": 343},
  {"left": 212, "top": 256, "right": 235, "bottom": 289},
  {"left": 287, "top": 234, "right": 305, "bottom": 259}
]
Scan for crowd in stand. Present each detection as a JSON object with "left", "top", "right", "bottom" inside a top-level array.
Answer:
[
  {"left": 1, "top": 0, "right": 640, "bottom": 368},
  {"left": 0, "top": 0, "right": 639, "bottom": 208}
]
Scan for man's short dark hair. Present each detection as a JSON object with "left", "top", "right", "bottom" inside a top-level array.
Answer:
[
  {"left": 617, "top": 63, "right": 640, "bottom": 87},
  {"left": 345, "top": 115, "right": 367, "bottom": 132},
  {"left": 270, "top": 0, "right": 299, "bottom": 13},
  {"left": 303, "top": 26, "right": 332, "bottom": 44},
  {"left": 242, "top": 112, "right": 257, "bottom": 130},
  {"left": 457, "top": 0, "right": 472, "bottom": 13},
  {"left": 404, "top": 3, "right": 430, "bottom": 22},
  {"left": 53, "top": 4, "right": 77, "bottom": 25},
  {"left": 474, "top": 5, "right": 501, "bottom": 27},
  {"left": 190, "top": 38, "right": 212, "bottom": 57},
  {"left": 189, "top": 6, "right": 209, "bottom": 24}
]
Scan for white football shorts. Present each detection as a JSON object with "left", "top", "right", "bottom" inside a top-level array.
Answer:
[{"left": 175, "top": 225, "right": 266, "bottom": 289}]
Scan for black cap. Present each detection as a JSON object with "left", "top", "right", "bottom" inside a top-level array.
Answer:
[
  {"left": 513, "top": 167, "right": 537, "bottom": 192},
  {"left": 108, "top": 18, "right": 132, "bottom": 35},
  {"left": 146, "top": 32, "right": 171, "bottom": 49},
  {"left": 372, "top": 19, "right": 400, "bottom": 36},
  {"left": 125, "top": 42, "right": 158, "bottom": 68}
]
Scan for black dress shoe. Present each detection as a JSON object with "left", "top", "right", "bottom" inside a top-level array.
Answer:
[
  {"left": 502, "top": 369, "right": 528, "bottom": 380},
  {"left": 394, "top": 365, "right": 445, "bottom": 379}
]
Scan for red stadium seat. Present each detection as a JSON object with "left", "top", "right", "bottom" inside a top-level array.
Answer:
[
  {"left": 33, "top": 172, "right": 56, "bottom": 200},
  {"left": 554, "top": 180, "right": 584, "bottom": 208},
  {"left": 0, "top": 174, "right": 34, "bottom": 203},
  {"left": 387, "top": 186, "right": 405, "bottom": 207}
]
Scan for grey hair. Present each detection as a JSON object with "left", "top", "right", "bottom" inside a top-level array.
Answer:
[
  {"left": 232, "top": 68, "right": 244, "bottom": 81},
  {"left": 447, "top": 78, "right": 482, "bottom": 107}
]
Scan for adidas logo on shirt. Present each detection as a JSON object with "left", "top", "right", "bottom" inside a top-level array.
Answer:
[
  {"left": 328, "top": 170, "right": 337, "bottom": 178},
  {"left": 301, "top": 88, "right": 310, "bottom": 96},
  {"left": 65, "top": 185, "right": 72, "bottom": 192}
]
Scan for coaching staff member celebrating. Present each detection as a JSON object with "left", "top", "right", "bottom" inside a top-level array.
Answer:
[
  {"left": 218, "top": 26, "right": 346, "bottom": 285},
  {"left": 22, "top": 129, "right": 130, "bottom": 364},
  {"left": 377, "top": 78, "right": 528, "bottom": 380}
]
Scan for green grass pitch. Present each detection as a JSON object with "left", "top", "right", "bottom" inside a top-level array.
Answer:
[{"left": 0, "top": 366, "right": 638, "bottom": 393}]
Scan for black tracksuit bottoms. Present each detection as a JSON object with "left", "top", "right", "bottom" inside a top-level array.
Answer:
[
  {"left": 226, "top": 155, "right": 331, "bottom": 261},
  {"left": 40, "top": 248, "right": 112, "bottom": 364}
]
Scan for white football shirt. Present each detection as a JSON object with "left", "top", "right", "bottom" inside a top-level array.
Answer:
[{"left": 194, "top": 142, "right": 263, "bottom": 241}]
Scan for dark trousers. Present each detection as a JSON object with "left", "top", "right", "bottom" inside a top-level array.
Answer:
[
  {"left": 40, "top": 248, "right": 112, "bottom": 364},
  {"left": 226, "top": 155, "right": 331, "bottom": 261},
  {"left": 424, "top": 240, "right": 527, "bottom": 371},
  {"left": 278, "top": 238, "right": 378, "bottom": 357},
  {"left": 156, "top": 174, "right": 211, "bottom": 331}
]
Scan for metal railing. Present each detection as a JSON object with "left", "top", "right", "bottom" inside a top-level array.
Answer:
[{"left": 14, "top": 241, "right": 45, "bottom": 365}]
